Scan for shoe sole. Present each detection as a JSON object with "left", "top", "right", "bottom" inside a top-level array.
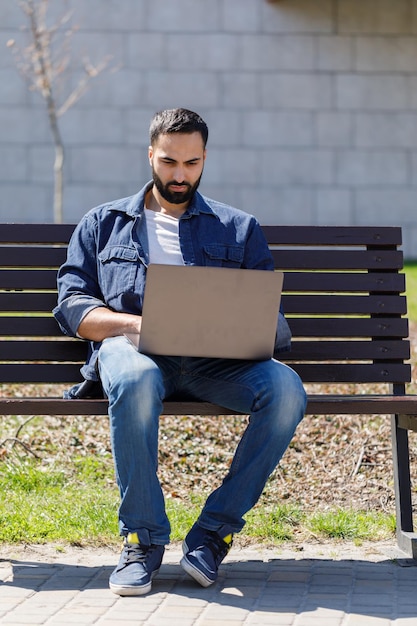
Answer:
[
  {"left": 109, "top": 568, "right": 159, "bottom": 596},
  {"left": 180, "top": 555, "right": 214, "bottom": 588}
]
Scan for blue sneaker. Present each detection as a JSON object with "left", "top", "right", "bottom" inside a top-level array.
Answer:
[
  {"left": 109, "top": 532, "right": 164, "bottom": 596},
  {"left": 182, "top": 521, "right": 208, "bottom": 555},
  {"left": 180, "top": 523, "right": 233, "bottom": 587}
]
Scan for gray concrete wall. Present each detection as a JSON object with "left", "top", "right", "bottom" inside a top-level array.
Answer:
[{"left": 1, "top": 0, "right": 417, "bottom": 257}]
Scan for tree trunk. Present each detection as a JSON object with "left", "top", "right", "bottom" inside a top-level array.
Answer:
[
  {"left": 47, "top": 99, "right": 64, "bottom": 223},
  {"left": 53, "top": 141, "right": 64, "bottom": 223},
  {"left": 26, "top": 0, "right": 65, "bottom": 223}
]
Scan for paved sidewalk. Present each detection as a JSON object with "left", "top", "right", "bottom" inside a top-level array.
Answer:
[{"left": 1, "top": 540, "right": 417, "bottom": 625}]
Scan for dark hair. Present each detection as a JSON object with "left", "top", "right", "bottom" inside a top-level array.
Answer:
[{"left": 149, "top": 108, "right": 208, "bottom": 147}]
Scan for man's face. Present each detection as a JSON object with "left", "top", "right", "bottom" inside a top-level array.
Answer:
[{"left": 149, "top": 132, "right": 206, "bottom": 206}]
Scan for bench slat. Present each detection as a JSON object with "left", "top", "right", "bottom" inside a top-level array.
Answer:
[
  {"left": 292, "top": 363, "right": 411, "bottom": 383},
  {"left": 0, "top": 224, "right": 403, "bottom": 247},
  {"left": 0, "top": 269, "right": 58, "bottom": 290},
  {"left": 0, "top": 340, "right": 86, "bottom": 360},
  {"left": 0, "top": 393, "right": 416, "bottom": 417},
  {"left": 0, "top": 363, "right": 83, "bottom": 383},
  {"left": 0, "top": 293, "right": 57, "bottom": 312},
  {"left": 286, "top": 340, "right": 410, "bottom": 361},
  {"left": 1, "top": 247, "right": 403, "bottom": 270},
  {"left": 0, "top": 339, "right": 410, "bottom": 362},
  {"left": 262, "top": 225, "right": 402, "bottom": 246},
  {"left": 283, "top": 272, "right": 405, "bottom": 292},
  {"left": 0, "top": 362, "right": 411, "bottom": 384},
  {"left": 0, "top": 223, "right": 76, "bottom": 244},
  {"left": 272, "top": 249, "right": 403, "bottom": 270},
  {"left": 288, "top": 317, "right": 408, "bottom": 337},
  {"left": 0, "top": 247, "right": 67, "bottom": 267},
  {"left": 0, "top": 270, "right": 405, "bottom": 293},
  {"left": 0, "top": 224, "right": 402, "bottom": 246},
  {"left": 283, "top": 294, "right": 407, "bottom": 315},
  {"left": 0, "top": 292, "right": 407, "bottom": 316},
  {"left": 0, "top": 316, "right": 409, "bottom": 339},
  {"left": 0, "top": 317, "right": 61, "bottom": 335}
]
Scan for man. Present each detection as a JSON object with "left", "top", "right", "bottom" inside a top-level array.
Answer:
[{"left": 54, "top": 108, "right": 306, "bottom": 596}]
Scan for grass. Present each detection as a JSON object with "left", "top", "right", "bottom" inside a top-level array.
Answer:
[
  {"left": 306, "top": 509, "right": 396, "bottom": 541},
  {"left": 405, "top": 262, "right": 417, "bottom": 321},
  {"left": 0, "top": 456, "right": 119, "bottom": 545},
  {"left": 0, "top": 453, "right": 396, "bottom": 547}
]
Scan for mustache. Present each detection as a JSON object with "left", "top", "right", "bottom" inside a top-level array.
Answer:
[{"left": 168, "top": 181, "right": 192, "bottom": 188}]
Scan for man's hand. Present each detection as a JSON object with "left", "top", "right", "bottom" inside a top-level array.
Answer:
[{"left": 77, "top": 307, "right": 142, "bottom": 343}]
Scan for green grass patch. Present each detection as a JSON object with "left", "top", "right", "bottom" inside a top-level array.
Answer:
[
  {"left": 244, "top": 503, "right": 304, "bottom": 542},
  {"left": 0, "top": 455, "right": 119, "bottom": 545},
  {"left": 0, "top": 455, "right": 395, "bottom": 546},
  {"left": 306, "top": 508, "right": 396, "bottom": 542},
  {"left": 405, "top": 262, "right": 417, "bottom": 322},
  {"left": 245, "top": 505, "right": 395, "bottom": 544},
  {"left": 166, "top": 495, "right": 205, "bottom": 542}
]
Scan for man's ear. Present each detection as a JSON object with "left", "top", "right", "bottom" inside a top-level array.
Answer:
[{"left": 148, "top": 145, "right": 153, "bottom": 165}]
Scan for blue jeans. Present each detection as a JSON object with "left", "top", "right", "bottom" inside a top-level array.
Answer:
[{"left": 98, "top": 336, "right": 306, "bottom": 545}]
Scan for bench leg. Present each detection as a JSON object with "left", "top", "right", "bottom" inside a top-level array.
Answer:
[{"left": 391, "top": 414, "right": 417, "bottom": 558}]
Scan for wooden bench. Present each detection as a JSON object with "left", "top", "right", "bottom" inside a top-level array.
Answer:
[{"left": 1, "top": 223, "right": 417, "bottom": 557}]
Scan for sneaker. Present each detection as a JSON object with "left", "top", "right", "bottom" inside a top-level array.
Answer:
[
  {"left": 109, "top": 532, "right": 164, "bottom": 596},
  {"left": 180, "top": 523, "right": 233, "bottom": 587},
  {"left": 182, "top": 521, "right": 207, "bottom": 555}
]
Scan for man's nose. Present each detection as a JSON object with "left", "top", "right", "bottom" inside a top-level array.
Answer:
[{"left": 173, "top": 166, "right": 185, "bottom": 182}]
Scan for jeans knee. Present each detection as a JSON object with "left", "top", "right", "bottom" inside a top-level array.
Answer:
[
  {"left": 265, "top": 364, "right": 306, "bottom": 427},
  {"left": 99, "top": 337, "right": 164, "bottom": 400},
  {"left": 284, "top": 366, "right": 306, "bottom": 409}
]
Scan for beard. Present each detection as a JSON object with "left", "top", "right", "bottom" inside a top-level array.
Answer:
[{"left": 152, "top": 168, "right": 202, "bottom": 205}]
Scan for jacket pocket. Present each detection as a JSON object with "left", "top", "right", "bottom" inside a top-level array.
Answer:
[
  {"left": 98, "top": 245, "right": 138, "bottom": 300},
  {"left": 203, "top": 243, "right": 244, "bottom": 267}
]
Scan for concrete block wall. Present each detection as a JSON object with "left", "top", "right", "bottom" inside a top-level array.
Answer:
[{"left": 1, "top": 0, "right": 417, "bottom": 257}]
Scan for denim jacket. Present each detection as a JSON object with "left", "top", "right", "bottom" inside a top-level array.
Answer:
[{"left": 53, "top": 181, "right": 292, "bottom": 395}]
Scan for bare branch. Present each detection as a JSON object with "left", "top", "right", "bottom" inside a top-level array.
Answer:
[
  {"left": 14, "top": 415, "right": 38, "bottom": 439},
  {"left": 57, "top": 56, "right": 111, "bottom": 117},
  {"left": 0, "top": 437, "right": 41, "bottom": 459}
]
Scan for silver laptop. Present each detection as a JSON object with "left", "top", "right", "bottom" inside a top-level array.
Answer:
[{"left": 125, "top": 264, "right": 284, "bottom": 360}]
